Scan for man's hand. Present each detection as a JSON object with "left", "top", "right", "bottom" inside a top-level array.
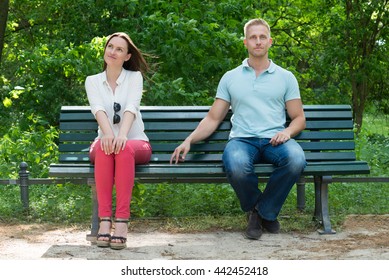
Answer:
[
  {"left": 170, "top": 140, "right": 191, "bottom": 164},
  {"left": 269, "top": 131, "right": 291, "bottom": 146}
]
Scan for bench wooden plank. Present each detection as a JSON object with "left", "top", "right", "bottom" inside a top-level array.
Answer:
[
  {"left": 58, "top": 141, "right": 357, "bottom": 153},
  {"left": 57, "top": 151, "right": 360, "bottom": 164},
  {"left": 58, "top": 131, "right": 355, "bottom": 143},
  {"left": 49, "top": 161, "right": 369, "bottom": 178}
]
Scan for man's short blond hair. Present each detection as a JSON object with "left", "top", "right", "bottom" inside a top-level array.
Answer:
[{"left": 244, "top": 18, "right": 271, "bottom": 38}]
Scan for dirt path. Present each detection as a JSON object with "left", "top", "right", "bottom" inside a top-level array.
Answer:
[{"left": 0, "top": 215, "right": 388, "bottom": 260}]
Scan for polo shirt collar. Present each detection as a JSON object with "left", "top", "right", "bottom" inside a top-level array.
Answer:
[{"left": 242, "top": 58, "right": 276, "bottom": 73}]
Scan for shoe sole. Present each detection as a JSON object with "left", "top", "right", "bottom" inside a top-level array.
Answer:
[
  {"left": 243, "top": 232, "right": 261, "bottom": 240},
  {"left": 110, "top": 243, "right": 127, "bottom": 250},
  {"left": 262, "top": 227, "right": 280, "bottom": 234},
  {"left": 96, "top": 241, "right": 110, "bottom": 247}
]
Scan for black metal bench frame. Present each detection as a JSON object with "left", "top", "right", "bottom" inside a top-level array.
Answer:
[{"left": 49, "top": 105, "right": 370, "bottom": 239}]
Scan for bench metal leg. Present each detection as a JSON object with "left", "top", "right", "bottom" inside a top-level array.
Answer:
[
  {"left": 313, "top": 175, "right": 336, "bottom": 234},
  {"left": 86, "top": 179, "right": 99, "bottom": 242},
  {"left": 19, "top": 162, "right": 30, "bottom": 210},
  {"left": 296, "top": 176, "right": 306, "bottom": 210}
]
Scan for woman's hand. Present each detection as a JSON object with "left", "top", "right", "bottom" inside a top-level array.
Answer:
[
  {"left": 100, "top": 133, "right": 115, "bottom": 154},
  {"left": 113, "top": 134, "right": 128, "bottom": 154}
]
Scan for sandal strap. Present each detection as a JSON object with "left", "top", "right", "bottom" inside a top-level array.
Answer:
[
  {"left": 114, "top": 219, "right": 129, "bottom": 223},
  {"left": 111, "top": 236, "right": 127, "bottom": 243},
  {"left": 97, "top": 233, "right": 111, "bottom": 238}
]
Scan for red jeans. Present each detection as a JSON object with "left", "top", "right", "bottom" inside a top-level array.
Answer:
[{"left": 89, "top": 139, "right": 152, "bottom": 219}]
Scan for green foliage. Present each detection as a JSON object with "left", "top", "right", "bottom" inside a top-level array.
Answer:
[
  {"left": 355, "top": 112, "right": 389, "bottom": 176},
  {"left": 1, "top": 37, "right": 104, "bottom": 126},
  {"left": 0, "top": 114, "right": 58, "bottom": 178},
  {"left": 0, "top": 184, "right": 92, "bottom": 224},
  {"left": 28, "top": 184, "right": 92, "bottom": 223},
  {"left": 329, "top": 183, "right": 389, "bottom": 215}
]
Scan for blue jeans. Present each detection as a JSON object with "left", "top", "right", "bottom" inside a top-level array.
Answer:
[{"left": 222, "top": 137, "right": 306, "bottom": 221}]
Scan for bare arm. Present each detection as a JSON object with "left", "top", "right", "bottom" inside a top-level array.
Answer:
[
  {"left": 269, "top": 99, "right": 306, "bottom": 146},
  {"left": 170, "top": 99, "right": 230, "bottom": 164},
  {"left": 95, "top": 110, "right": 136, "bottom": 154},
  {"left": 114, "top": 111, "right": 135, "bottom": 154},
  {"left": 95, "top": 111, "right": 115, "bottom": 154}
]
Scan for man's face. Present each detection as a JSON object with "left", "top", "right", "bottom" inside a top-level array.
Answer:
[{"left": 244, "top": 25, "right": 273, "bottom": 58}]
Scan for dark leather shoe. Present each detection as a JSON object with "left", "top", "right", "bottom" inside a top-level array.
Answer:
[
  {"left": 262, "top": 218, "right": 280, "bottom": 233},
  {"left": 245, "top": 210, "right": 262, "bottom": 240}
]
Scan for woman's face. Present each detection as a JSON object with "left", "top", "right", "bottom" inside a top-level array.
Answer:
[{"left": 104, "top": 36, "right": 132, "bottom": 68}]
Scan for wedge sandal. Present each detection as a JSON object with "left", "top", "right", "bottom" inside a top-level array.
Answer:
[
  {"left": 96, "top": 218, "right": 112, "bottom": 248},
  {"left": 110, "top": 219, "right": 128, "bottom": 250}
]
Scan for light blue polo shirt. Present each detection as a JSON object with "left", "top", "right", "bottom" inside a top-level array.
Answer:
[{"left": 216, "top": 59, "right": 301, "bottom": 139}]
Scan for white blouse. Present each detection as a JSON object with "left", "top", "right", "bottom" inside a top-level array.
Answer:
[{"left": 85, "top": 68, "right": 149, "bottom": 142}]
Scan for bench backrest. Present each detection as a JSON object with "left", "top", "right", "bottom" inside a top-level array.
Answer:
[{"left": 58, "top": 105, "right": 357, "bottom": 164}]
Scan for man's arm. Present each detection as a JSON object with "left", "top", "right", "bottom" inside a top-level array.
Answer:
[
  {"left": 170, "top": 98, "right": 230, "bottom": 164},
  {"left": 269, "top": 99, "right": 306, "bottom": 146}
]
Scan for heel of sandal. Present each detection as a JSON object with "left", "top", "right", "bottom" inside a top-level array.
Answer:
[
  {"left": 110, "top": 219, "right": 128, "bottom": 250},
  {"left": 96, "top": 218, "right": 112, "bottom": 248}
]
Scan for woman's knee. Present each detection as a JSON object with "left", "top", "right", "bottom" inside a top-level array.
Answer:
[{"left": 116, "top": 141, "right": 152, "bottom": 164}]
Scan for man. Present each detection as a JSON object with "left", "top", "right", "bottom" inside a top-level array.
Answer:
[{"left": 170, "top": 18, "right": 307, "bottom": 240}]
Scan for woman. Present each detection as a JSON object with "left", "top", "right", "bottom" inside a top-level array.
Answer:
[{"left": 85, "top": 32, "right": 152, "bottom": 250}]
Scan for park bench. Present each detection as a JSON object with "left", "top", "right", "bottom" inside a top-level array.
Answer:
[{"left": 49, "top": 105, "right": 370, "bottom": 239}]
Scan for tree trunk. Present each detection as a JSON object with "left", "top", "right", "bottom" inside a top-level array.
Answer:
[
  {"left": 351, "top": 73, "right": 368, "bottom": 134},
  {"left": 0, "top": 0, "right": 10, "bottom": 65}
]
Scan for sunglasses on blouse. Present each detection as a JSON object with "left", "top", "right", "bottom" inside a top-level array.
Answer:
[{"left": 113, "top": 102, "right": 121, "bottom": 124}]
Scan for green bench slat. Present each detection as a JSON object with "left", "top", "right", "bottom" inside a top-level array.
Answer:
[
  {"left": 304, "top": 152, "right": 356, "bottom": 161},
  {"left": 59, "top": 104, "right": 352, "bottom": 112},
  {"left": 59, "top": 120, "right": 354, "bottom": 132},
  {"left": 60, "top": 122, "right": 98, "bottom": 131},
  {"left": 59, "top": 133, "right": 97, "bottom": 142},
  {"left": 145, "top": 121, "right": 232, "bottom": 131},
  {"left": 49, "top": 160, "right": 370, "bottom": 179},
  {"left": 298, "top": 141, "right": 355, "bottom": 151},
  {"left": 298, "top": 105, "right": 351, "bottom": 111},
  {"left": 58, "top": 151, "right": 358, "bottom": 164},
  {"left": 58, "top": 131, "right": 355, "bottom": 143},
  {"left": 305, "top": 120, "right": 353, "bottom": 129},
  {"left": 59, "top": 105, "right": 352, "bottom": 119},
  {"left": 59, "top": 110, "right": 351, "bottom": 121},
  {"left": 58, "top": 141, "right": 356, "bottom": 153},
  {"left": 295, "top": 131, "right": 354, "bottom": 140}
]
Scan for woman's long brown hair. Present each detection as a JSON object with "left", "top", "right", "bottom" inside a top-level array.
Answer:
[{"left": 103, "top": 32, "right": 149, "bottom": 75}]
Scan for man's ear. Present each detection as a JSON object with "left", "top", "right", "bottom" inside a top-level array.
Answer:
[{"left": 243, "top": 38, "right": 247, "bottom": 48}]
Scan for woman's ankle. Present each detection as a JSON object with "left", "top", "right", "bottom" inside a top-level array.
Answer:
[
  {"left": 98, "top": 217, "right": 112, "bottom": 234},
  {"left": 113, "top": 219, "right": 128, "bottom": 237}
]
